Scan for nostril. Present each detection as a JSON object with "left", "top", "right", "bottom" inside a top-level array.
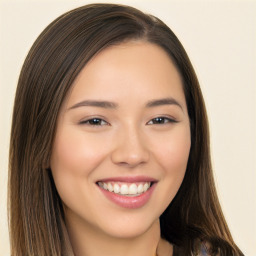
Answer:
[
  {"left": 110, "top": 134, "right": 150, "bottom": 167},
  {"left": 111, "top": 150, "right": 150, "bottom": 167}
]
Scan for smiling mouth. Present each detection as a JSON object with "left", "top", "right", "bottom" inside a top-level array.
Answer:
[
  {"left": 96, "top": 177, "right": 157, "bottom": 208},
  {"left": 97, "top": 181, "right": 153, "bottom": 197}
]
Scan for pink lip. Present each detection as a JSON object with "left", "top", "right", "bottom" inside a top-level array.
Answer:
[{"left": 97, "top": 179, "right": 157, "bottom": 209}]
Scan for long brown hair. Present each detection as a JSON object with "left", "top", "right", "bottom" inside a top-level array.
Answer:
[{"left": 8, "top": 3, "right": 243, "bottom": 255}]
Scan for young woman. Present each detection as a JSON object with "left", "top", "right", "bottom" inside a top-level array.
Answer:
[{"left": 8, "top": 3, "right": 244, "bottom": 256}]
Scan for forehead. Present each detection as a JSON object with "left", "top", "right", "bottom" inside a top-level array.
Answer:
[{"left": 64, "top": 41, "right": 185, "bottom": 109}]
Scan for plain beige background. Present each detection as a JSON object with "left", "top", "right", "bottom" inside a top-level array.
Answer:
[{"left": 0, "top": 0, "right": 255, "bottom": 255}]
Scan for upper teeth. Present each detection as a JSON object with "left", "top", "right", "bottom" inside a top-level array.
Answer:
[{"left": 98, "top": 182, "right": 151, "bottom": 196}]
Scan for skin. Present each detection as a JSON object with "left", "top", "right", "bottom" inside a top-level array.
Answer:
[{"left": 51, "top": 41, "right": 191, "bottom": 256}]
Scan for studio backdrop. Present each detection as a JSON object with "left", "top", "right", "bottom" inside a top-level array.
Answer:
[{"left": 0, "top": 1, "right": 255, "bottom": 255}]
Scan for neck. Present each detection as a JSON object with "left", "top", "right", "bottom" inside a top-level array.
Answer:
[{"left": 65, "top": 214, "right": 161, "bottom": 256}]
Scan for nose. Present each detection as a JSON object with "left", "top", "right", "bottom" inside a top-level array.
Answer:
[{"left": 111, "top": 126, "right": 150, "bottom": 168}]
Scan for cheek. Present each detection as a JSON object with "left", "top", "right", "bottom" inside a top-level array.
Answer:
[
  {"left": 166, "top": 136, "right": 190, "bottom": 171},
  {"left": 155, "top": 126, "right": 191, "bottom": 173},
  {"left": 50, "top": 126, "right": 110, "bottom": 207},
  {"left": 51, "top": 127, "right": 106, "bottom": 177},
  {"left": 153, "top": 126, "right": 191, "bottom": 205},
  {"left": 50, "top": 127, "right": 109, "bottom": 215}
]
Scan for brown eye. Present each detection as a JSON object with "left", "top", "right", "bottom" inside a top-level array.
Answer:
[
  {"left": 147, "top": 117, "right": 177, "bottom": 125},
  {"left": 80, "top": 118, "right": 108, "bottom": 126}
]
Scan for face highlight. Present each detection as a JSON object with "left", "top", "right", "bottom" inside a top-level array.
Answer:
[{"left": 50, "top": 41, "right": 191, "bottom": 239}]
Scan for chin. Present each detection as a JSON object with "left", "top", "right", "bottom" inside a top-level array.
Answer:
[{"left": 98, "top": 215, "right": 160, "bottom": 239}]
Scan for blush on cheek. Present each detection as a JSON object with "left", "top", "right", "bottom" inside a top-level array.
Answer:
[
  {"left": 51, "top": 133, "right": 108, "bottom": 187},
  {"left": 159, "top": 143, "right": 190, "bottom": 184}
]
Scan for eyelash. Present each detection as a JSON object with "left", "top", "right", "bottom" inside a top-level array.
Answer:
[
  {"left": 79, "top": 116, "right": 177, "bottom": 126},
  {"left": 147, "top": 117, "right": 178, "bottom": 125},
  {"left": 79, "top": 118, "right": 109, "bottom": 126}
]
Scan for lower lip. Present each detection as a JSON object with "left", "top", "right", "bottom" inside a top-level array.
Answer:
[{"left": 98, "top": 183, "right": 156, "bottom": 209}]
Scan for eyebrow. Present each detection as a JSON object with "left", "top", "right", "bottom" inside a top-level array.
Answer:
[
  {"left": 68, "top": 100, "right": 118, "bottom": 110},
  {"left": 68, "top": 97, "right": 183, "bottom": 111},
  {"left": 146, "top": 97, "right": 183, "bottom": 110}
]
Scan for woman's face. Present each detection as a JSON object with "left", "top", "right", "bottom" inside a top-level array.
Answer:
[{"left": 51, "top": 41, "right": 191, "bottom": 239}]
